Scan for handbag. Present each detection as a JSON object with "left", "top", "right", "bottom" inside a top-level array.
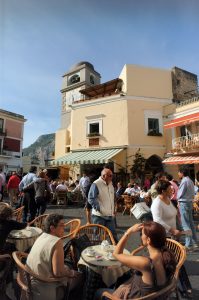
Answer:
[
  {"left": 130, "top": 202, "right": 151, "bottom": 220},
  {"left": 63, "top": 234, "right": 92, "bottom": 269},
  {"left": 71, "top": 234, "right": 92, "bottom": 262}
]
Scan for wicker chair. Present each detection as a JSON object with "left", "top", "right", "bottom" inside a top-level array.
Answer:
[
  {"left": 166, "top": 238, "right": 186, "bottom": 280},
  {"left": 13, "top": 206, "right": 25, "bottom": 222},
  {"left": 61, "top": 218, "right": 81, "bottom": 239},
  {"left": 28, "top": 214, "right": 49, "bottom": 230},
  {"left": 12, "top": 251, "right": 69, "bottom": 300},
  {"left": 102, "top": 238, "right": 186, "bottom": 300},
  {"left": 102, "top": 277, "right": 177, "bottom": 300},
  {"left": 76, "top": 223, "right": 116, "bottom": 246},
  {"left": 56, "top": 191, "right": 67, "bottom": 205}
]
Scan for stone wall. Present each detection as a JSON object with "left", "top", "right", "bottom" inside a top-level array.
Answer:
[{"left": 172, "top": 67, "right": 198, "bottom": 101}]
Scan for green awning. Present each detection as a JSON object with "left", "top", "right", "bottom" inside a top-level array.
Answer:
[{"left": 51, "top": 148, "right": 124, "bottom": 166}]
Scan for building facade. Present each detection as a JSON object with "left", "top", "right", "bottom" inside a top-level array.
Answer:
[
  {"left": 52, "top": 62, "right": 198, "bottom": 181},
  {"left": 163, "top": 95, "right": 199, "bottom": 180},
  {"left": 0, "top": 109, "right": 26, "bottom": 173}
]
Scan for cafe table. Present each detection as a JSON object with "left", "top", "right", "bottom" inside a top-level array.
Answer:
[
  {"left": 7, "top": 226, "right": 42, "bottom": 252},
  {"left": 78, "top": 245, "right": 130, "bottom": 300}
]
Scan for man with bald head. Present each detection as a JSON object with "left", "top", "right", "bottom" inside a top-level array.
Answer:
[{"left": 88, "top": 167, "right": 117, "bottom": 242}]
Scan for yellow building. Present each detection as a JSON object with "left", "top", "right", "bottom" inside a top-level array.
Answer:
[{"left": 52, "top": 62, "right": 198, "bottom": 181}]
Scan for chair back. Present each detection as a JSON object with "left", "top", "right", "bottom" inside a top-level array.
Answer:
[
  {"left": 102, "top": 239, "right": 186, "bottom": 300},
  {"left": 13, "top": 251, "right": 69, "bottom": 300},
  {"left": 13, "top": 206, "right": 25, "bottom": 222},
  {"left": 102, "top": 277, "right": 177, "bottom": 300},
  {"left": 56, "top": 191, "right": 67, "bottom": 205},
  {"left": 76, "top": 223, "right": 116, "bottom": 246},
  {"left": 166, "top": 238, "right": 186, "bottom": 279},
  {"left": 12, "top": 252, "right": 32, "bottom": 300},
  {"left": 28, "top": 214, "right": 49, "bottom": 230},
  {"left": 61, "top": 218, "right": 81, "bottom": 239},
  {"left": 122, "top": 195, "right": 136, "bottom": 215}
]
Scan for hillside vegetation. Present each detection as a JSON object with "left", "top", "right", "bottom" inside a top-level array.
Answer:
[{"left": 23, "top": 133, "right": 55, "bottom": 163}]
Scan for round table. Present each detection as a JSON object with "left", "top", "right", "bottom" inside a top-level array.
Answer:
[
  {"left": 79, "top": 245, "right": 130, "bottom": 287},
  {"left": 7, "top": 227, "right": 42, "bottom": 252}
]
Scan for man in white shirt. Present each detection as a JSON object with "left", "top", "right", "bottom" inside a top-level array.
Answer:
[
  {"left": 88, "top": 168, "right": 118, "bottom": 242},
  {"left": 55, "top": 181, "right": 68, "bottom": 192},
  {"left": 131, "top": 183, "right": 141, "bottom": 196},
  {"left": 124, "top": 183, "right": 133, "bottom": 195},
  {"left": 19, "top": 166, "right": 37, "bottom": 222}
]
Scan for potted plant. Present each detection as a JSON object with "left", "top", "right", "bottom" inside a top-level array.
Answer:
[
  {"left": 87, "top": 132, "right": 100, "bottom": 137},
  {"left": 147, "top": 130, "right": 162, "bottom": 136}
]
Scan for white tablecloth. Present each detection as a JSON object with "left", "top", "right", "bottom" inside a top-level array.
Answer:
[
  {"left": 7, "top": 227, "right": 42, "bottom": 252},
  {"left": 79, "top": 245, "right": 130, "bottom": 287}
]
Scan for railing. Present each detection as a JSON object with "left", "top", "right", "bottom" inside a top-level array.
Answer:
[
  {"left": 0, "top": 150, "right": 13, "bottom": 156},
  {"left": 172, "top": 133, "right": 199, "bottom": 151},
  {"left": 177, "top": 95, "right": 199, "bottom": 107}
]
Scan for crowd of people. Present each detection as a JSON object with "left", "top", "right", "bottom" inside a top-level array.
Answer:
[{"left": 0, "top": 164, "right": 198, "bottom": 299}]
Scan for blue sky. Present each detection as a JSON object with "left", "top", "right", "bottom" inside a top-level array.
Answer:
[{"left": 0, "top": 0, "right": 199, "bottom": 148}]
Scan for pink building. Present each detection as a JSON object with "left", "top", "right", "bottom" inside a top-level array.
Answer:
[{"left": 0, "top": 109, "right": 26, "bottom": 173}]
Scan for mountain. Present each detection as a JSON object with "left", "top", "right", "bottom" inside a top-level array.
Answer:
[{"left": 23, "top": 133, "right": 55, "bottom": 165}]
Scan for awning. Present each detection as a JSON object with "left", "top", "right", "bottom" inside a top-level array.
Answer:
[
  {"left": 51, "top": 148, "right": 124, "bottom": 166},
  {"left": 164, "top": 112, "right": 199, "bottom": 129},
  {"left": 80, "top": 78, "right": 123, "bottom": 98},
  {"left": 162, "top": 156, "right": 199, "bottom": 165}
]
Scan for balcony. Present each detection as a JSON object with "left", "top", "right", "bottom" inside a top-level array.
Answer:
[
  {"left": 172, "top": 133, "right": 199, "bottom": 153},
  {"left": 0, "top": 150, "right": 12, "bottom": 157},
  {"left": 177, "top": 95, "right": 199, "bottom": 108}
]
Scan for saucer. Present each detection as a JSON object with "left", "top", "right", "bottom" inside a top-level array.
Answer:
[{"left": 85, "top": 250, "right": 95, "bottom": 257}]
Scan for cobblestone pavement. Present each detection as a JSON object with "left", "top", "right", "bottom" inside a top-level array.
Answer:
[{"left": 46, "top": 204, "right": 199, "bottom": 300}]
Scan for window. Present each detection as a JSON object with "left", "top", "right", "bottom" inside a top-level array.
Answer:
[
  {"left": 86, "top": 118, "right": 102, "bottom": 137},
  {"left": 148, "top": 118, "right": 159, "bottom": 134},
  {"left": 144, "top": 110, "right": 163, "bottom": 136},
  {"left": 0, "top": 118, "right": 4, "bottom": 132},
  {"left": 180, "top": 125, "right": 191, "bottom": 137},
  {"left": 90, "top": 123, "right": 99, "bottom": 134},
  {"left": 68, "top": 73, "right": 80, "bottom": 86},
  {"left": 90, "top": 74, "right": 95, "bottom": 84},
  {"left": 66, "top": 147, "right": 70, "bottom": 153},
  {"left": 3, "top": 138, "right": 20, "bottom": 152}
]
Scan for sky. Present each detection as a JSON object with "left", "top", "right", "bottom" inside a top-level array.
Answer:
[{"left": 0, "top": 0, "right": 199, "bottom": 148}]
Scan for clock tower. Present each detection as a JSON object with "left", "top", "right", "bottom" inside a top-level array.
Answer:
[{"left": 60, "top": 61, "right": 101, "bottom": 129}]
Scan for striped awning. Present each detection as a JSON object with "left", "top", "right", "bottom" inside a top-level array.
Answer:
[
  {"left": 50, "top": 148, "right": 124, "bottom": 166},
  {"left": 164, "top": 112, "right": 199, "bottom": 129},
  {"left": 162, "top": 156, "right": 199, "bottom": 165}
]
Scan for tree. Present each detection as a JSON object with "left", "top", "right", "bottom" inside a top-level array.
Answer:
[{"left": 130, "top": 149, "right": 146, "bottom": 177}]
